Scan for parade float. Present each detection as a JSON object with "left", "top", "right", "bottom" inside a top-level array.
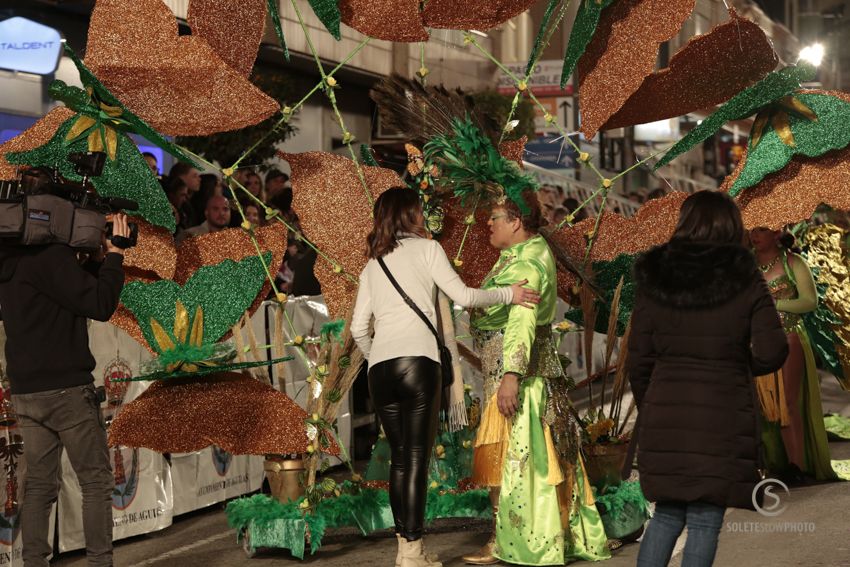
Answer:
[{"left": 1, "top": 0, "right": 850, "bottom": 562}]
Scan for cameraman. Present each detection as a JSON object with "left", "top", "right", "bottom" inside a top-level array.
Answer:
[{"left": 0, "top": 214, "right": 131, "bottom": 567}]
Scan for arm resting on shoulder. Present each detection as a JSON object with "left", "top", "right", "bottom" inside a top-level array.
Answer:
[{"left": 429, "top": 241, "right": 511, "bottom": 307}]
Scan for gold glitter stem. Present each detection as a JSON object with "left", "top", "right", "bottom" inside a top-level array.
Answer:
[
  {"left": 583, "top": 189, "right": 610, "bottom": 264},
  {"left": 230, "top": 37, "right": 371, "bottom": 170},
  {"left": 525, "top": 89, "right": 605, "bottom": 182},
  {"left": 611, "top": 146, "right": 670, "bottom": 182},
  {"left": 497, "top": 0, "right": 570, "bottom": 144},
  {"left": 556, "top": 185, "right": 605, "bottom": 230},
  {"left": 454, "top": 194, "right": 483, "bottom": 262},
  {"left": 419, "top": 43, "right": 427, "bottom": 87},
  {"left": 290, "top": 0, "right": 373, "bottom": 207}
]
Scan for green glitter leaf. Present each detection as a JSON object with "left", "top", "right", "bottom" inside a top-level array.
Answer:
[
  {"left": 566, "top": 253, "right": 636, "bottom": 335},
  {"left": 655, "top": 64, "right": 816, "bottom": 169},
  {"left": 526, "top": 0, "right": 563, "bottom": 76},
  {"left": 61, "top": 45, "right": 199, "bottom": 168},
  {"left": 560, "top": 0, "right": 617, "bottom": 88},
  {"left": 729, "top": 94, "right": 850, "bottom": 196},
  {"left": 120, "top": 253, "right": 273, "bottom": 353},
  {"left": 6, "top": 116, "right": 176, "bottom": 232},
  {"left": 307, "top": 0, "right": 342, "bottom": 40},
  {"left": 267, "top": 0, "right": 291, "bottom": 59}
]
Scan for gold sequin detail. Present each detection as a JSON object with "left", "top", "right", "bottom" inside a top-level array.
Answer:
[{"left": 577, "top": 0, "right": 696, "bottom": 138}]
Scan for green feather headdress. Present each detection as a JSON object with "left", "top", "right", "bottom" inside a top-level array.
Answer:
[{"left": 424, "top": 117, "right": 539, "bottom": 215}]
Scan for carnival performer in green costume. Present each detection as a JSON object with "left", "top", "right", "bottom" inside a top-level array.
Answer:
[
  {"left": 750, "top": 228, "right": 838, "bottom": 481},
  {"left": 462, "top": 190, "right": 610, "bottom": 566}
]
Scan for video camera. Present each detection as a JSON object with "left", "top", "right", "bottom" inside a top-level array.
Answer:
[{"left": 0, "top": 151, "right": 138, "bottom": 250}]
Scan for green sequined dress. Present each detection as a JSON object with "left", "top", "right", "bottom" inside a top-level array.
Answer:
[{"left": 471, "top": 235, "right": 610, "bottom": 565}]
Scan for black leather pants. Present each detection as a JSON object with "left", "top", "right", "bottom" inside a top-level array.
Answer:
[{"left": 368, "top": 356, "right": 441, "bottom": 541}]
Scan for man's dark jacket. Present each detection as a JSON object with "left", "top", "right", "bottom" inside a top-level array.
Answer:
[{"left": 0, "top": 244, "right": 124, "bottom": 394}]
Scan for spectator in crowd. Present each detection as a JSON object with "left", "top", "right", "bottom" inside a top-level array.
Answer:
[
  {"left": 265, "top": 170, "right": 289, "bottom": 200},
  {"left": 244, "top": 203, "right": 263, "bottom": 227},
  {"left": 563, "top": 197, "right": 588, "bottom": 223},
  {"left": 177, "top": 195, "right": 231, "bottom": 243},
  {"left": 169, "top": 162, "right": 202, "bottom": 227},
  {"left": 244, "top": 171, "right": 264, "bottom": 200},
  {"left": 142, "top": 152, "right": 159, "bottom": 177},
  {"left": 646, "top": 188, "right": 667, "bottom": 201},
  {"left": 165, "top": 177, "right": 191, "bottom": 231},
  {"left": 192, "top": 174, "right": 223, "bottom": 222}
]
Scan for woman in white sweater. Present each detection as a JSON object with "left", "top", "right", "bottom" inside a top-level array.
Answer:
[{"left": 351, "top": 188, "right": 538, "bottom": 567}]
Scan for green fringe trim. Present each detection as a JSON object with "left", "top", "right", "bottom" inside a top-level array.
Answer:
[
  {"left": 594, "top": 480, "right": 648, "bottom": 522},
  {"left": 226, "top": 483, "right": 490, "bottom": 555}
]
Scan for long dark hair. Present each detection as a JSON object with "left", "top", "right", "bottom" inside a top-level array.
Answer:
[
  {"left": 672, "top": 191, "right": 744, "bottom": 244},
  {"left": 366, "top": 187, "right": 428, "bottom": 259}
]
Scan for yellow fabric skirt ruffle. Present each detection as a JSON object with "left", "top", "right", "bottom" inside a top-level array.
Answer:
[
  {"left": 756, "top": 368, "right": 790, "bottom": 426},
  {"left": 472, "top": 392, "right": 591, "bottom": 492}
]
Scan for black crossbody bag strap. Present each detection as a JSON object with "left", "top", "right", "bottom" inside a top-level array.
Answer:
[{"left": 377, "top": 258, "right": 444, "bottom": 348}]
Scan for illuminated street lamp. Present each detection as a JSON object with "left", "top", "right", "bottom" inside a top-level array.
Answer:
[{"left": 799, "top": 43, "right": 825, "bottom": 67}]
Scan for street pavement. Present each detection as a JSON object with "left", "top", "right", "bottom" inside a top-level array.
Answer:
[{"left": 53, "top": 376, "right": 850, "bottom": 567}]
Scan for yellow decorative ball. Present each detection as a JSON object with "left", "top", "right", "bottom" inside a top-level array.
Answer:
[
  {"left": 453, "top": 258, "right": 463, "bottom": 268},
  {"left": 517, "top": 81, "right": 527, "bottom": 91},
  {"left": 326, "top": 76, "right": 337, "bottom": 87},
  {"left": 602, "top": 178, "right": 613, "bottom": 188},
  {"left": 240, "top": 220, "right": 253, "bottom": 231},
  {"left": 276, "top": 292, "right": 288, "bottom": 304}
]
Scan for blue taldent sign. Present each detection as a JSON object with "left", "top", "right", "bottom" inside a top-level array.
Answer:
[{"left": 0, "top": 17, "right": 62, "bottom": 75}]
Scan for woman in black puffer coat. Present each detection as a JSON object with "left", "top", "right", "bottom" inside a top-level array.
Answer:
[{"left": 627, "top": 191, "right": 789, "bottom": 567}]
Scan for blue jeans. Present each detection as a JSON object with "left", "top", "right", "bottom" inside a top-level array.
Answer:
[{"left": 637, "top": 501, "right": 725, "bottom": 567}]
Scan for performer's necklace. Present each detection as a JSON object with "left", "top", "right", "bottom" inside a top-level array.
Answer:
[{"left": 759, "top": 255, "right": 779, "bottom": 273}]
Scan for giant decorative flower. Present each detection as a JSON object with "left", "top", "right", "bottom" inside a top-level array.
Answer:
[{"left": 338, "top": 0, "right": 538, "bottom": 43}]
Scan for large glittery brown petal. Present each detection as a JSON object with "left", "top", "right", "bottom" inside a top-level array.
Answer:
[
  {"left": 440, "top": 202, "right": 500, "bottom": 288},
  {"left": 602, "top": 10, "right": 777, "bottom": 131},
  {"left": 281, "top": 151, "right": 403, "bottom": 316},
  {"left": 85, "top": 0, "right": 278, "bottom": 136},
  {"left": 122, "top": 218, "right": 177, "bottom": 281},
  {"left": 339, "top": 0, "right": 429, "bottom": 42},
  {"left": 0, "top": 107, "right": 75, "bottom": 179},
  {"left": 422, "top": 0, "right": 537, "bottom": 31},
  {"left": 187, "top": 0, "right": 266, "bottom": 77},
  {"left": 499, "top": 136, "right": 528, "bottom": 166},
  {"left": 108, "top": 372, "right": 338, "bottom": 455},
  {"left": 578, "top": 0, "right": 696, "bottom": 139},
  {"left": 553, "top": 192, "right": 688, "bottom": 292},
  {"left": 723, "top": 90, "right": 850, "bottom": 229}
]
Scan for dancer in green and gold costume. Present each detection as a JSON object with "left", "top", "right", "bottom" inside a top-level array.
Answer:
[
  {"left": 751, "top": 228, "right": 838, "bottom": 481},
  {"left": 463, "top": 191, "right": 610, "bottom": 566}
]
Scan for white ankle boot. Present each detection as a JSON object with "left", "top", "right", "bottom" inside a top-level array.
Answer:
[{"left": 399, "top": 537, "right": 442, "bottom": 567}]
